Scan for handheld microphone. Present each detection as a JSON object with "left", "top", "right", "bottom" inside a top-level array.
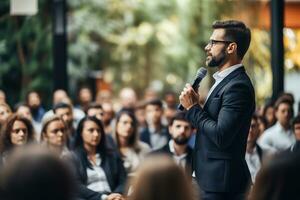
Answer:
[{"left": 178, "top": 67, "right": 207, "bottom": 110}]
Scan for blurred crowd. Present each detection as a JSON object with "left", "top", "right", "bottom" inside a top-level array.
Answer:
[{"left": 0, "top": 87, "right": 299, "bottom": 200}]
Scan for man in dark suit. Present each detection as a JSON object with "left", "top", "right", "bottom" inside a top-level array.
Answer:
[
  {"left": 153, "top": 111, "right": 193, "bottom": 174},
  {"left": 179, "top": 20, "right": 255, "bottom": 200}
]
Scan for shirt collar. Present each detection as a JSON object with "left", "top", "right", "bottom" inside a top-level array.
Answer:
[
  {"left": 213, "top": 63, "right": 243, "bottom": 82},
  {"left": 169, "top": 140, "right": 187, "bottom": 158}
]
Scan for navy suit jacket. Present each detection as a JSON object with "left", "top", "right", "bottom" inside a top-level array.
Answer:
[{"left": 186, "top": 67, "right": 255, "bottom": 193}]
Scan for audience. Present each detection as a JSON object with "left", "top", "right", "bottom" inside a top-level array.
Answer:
[
  {"left": 128, "top": 154, "right": 197, "bottom": 200},
  {"left": 0, "top": 114, "right": 35, "bottom": 164},
  {"left": 73, "top": 116, "right": 127, "bottom": 200},
  {"left": 0, "top": 145, "right": 75, "bottom": 200},
  {"left": 154, "top": 111, "right": 193, "bottom": 174},
  {"left": 140, "top": 99, "right": 170, "bottom": 150},
  {"left": 257, "top": 97, "right": 295, "bottom": 154},
  {"left": 113, "top": 110, "right": 150, "bottom": 175}
]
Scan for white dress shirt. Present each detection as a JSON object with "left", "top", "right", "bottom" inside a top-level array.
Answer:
[
  {"left": 245, "top": 147, "right": 261, "bottom": 183},
  {"left": 169, "top": 140, "right": 188, "bottom": 168},
  {"left": 86, "top": 154, "right": 111, "bottom": 193},
  {"left": 257, "top": 122, "right": 295, "bottom": 154},
  {"left": 205, "top": 63, "right": 243, "bottom": 104}
]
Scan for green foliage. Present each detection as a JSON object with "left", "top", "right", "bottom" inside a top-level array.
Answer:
[{"left": 0, "top": 0, "right": 52, "bottom": 107}]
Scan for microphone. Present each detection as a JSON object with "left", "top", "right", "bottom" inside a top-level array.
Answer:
[{"left": 178, "top": 67, "right": 207, "bottom": 110}]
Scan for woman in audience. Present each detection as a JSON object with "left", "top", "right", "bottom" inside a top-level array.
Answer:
[
  {"left": 113, "top": 110, "right": 151, "bottom": 175},
  {"left": 0, "top": 114, "right": 35, "bottom": 163},
  {"left": 41, "top": 115, "right": 69, "bottom": 156},
  {"left": 73, "top": 116, "right": 127, "bottom": 200},
  {"left": 0, "top": 102, "right": 12, "bottom": 130},
  {"left": 128, "top": 154, "right": 197, "bottom": 200}
]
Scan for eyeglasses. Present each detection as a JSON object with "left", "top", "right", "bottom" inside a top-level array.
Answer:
[{"left": 207, "top": 39, "right": 233, "bottom": 47}]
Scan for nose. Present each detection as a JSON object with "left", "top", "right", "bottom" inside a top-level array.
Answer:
[
  {"left": 18, "top": 130, "right": 25, "bottom": 136},
  {"left": 57, "top": 130, "right": 64, "bottom": 137}
]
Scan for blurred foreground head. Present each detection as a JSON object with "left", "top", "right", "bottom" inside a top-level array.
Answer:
[
  {"left": 0, "top": 145, "right": 75, "bottom": 200},
  {"left": 249, "top": 152, "right": 300, "bottom": 200},
  {"left": 128, "top": 155, "right": 196, "bottom": 200}
]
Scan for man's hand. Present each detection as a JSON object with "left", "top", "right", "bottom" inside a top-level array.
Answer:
[{"left": 179, "top": 83, "right": 200, "bottom": 110}]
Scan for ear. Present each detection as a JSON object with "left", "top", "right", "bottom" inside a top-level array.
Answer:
[{"left": 227, "top": 43, "right": 237, "bottom": 55}]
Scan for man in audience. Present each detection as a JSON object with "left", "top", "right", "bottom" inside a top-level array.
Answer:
[
  {"left": 154, "top": 111, "right": 193, "bottom": 174},
  {"left": 102, "top": 102, "right": 115, "bottom": 134},
  {"left": 140, "top": 99, "right": 169, "bottom": 150},
  {"left": 245, "top": 115, "right": 263, "bottom": 183},
  {"left": 86, "top": 102, "right": 104, "bottom": 122},
  {"left": 53, "top": 102, "right": 76, "bottom": 149},
  {"left": 26, "top": 91, "right": 45, "bottom": 123},
  {"left": 289, "top": 115, "right": 300, "bottom": 153},
  {"left": 258, "top": 97, "right": 295, "bottom": 154}
]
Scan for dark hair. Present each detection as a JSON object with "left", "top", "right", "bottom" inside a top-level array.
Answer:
[
  {"left": 0, "top": 145, "right": 75, "bottom": 200},
  {"left": 212, "top": 20, "right": 251, "bottom": 59},
  {"left": 146, "top": 99, "right": 163, "bottom": 109},
  {"left": 53, "top": 102, "right": 72, "bottom": 113},
  {"left": 114, "top": 110, "right": 139, "bottom": 152},
  {"left": 249, "top": 152, "right": 300, "bottom": 200},
  {"left": 13, "top": 102, "right": 30, "bottom": 112},
  {"left": 292, "top": 115, "right": 300, "bottom": 131},
  {"left": 86, "top": 102, "right": 103, "bottom": 114},
  {"left": 169, "top": 111, "right": 189, "bottom": 126},
  {"left": 274, "top": 97, "right": 293, "bottom": 111},
  {"left": 0, "top": 114, "right": 35, "bottom": 153},
  {"left": 74, "top": 116, "right": 107, "bottom": 168}
]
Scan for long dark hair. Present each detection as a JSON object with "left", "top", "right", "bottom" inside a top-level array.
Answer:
[
  {"left": 74, "top": 116, "right": 107, "bottom": 168},
  {"left": 114, "top": 110, "right": 142, "bottom": 154},
  {"left": 0, "top": 114, "right": 35, "bottom": 154}
]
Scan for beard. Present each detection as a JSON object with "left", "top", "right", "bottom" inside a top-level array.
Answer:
[
  {"left": 173, "top": 135, "right": 189, "bottom": 145},
  {"left": 206, "top": 48, "right": 227, "bottom": 68}
]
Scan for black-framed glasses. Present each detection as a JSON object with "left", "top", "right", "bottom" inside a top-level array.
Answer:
[{"left": 207, "top": 39, "right": 233, "bottom": 47}]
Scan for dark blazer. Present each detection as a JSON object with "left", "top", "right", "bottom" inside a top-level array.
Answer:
[
  {"left": 72, "top": 148, "right": 127, "bottom": 200},
  {"left": 186, "top": 67, "right": 255, "bottom": 193},
  {"left": 140, "top": 126, "right": 170, "bottom": 147},
  {"left": 153, "top": 142, "right": 193, "bottom": 175}
]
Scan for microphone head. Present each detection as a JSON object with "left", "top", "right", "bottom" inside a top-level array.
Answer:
[{"left": 195, "top": 67, "right": 207, "bottom": 79}]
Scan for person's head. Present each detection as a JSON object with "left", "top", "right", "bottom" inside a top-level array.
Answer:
[
  {"left": 0, "top": 89, "right": 6, "bottom": 103},
  {"left": 249, "top": 152, "right": 300, "bottom": 200},
  {"left": 128, "top": 155, "right": 195, "bottom": 200},
  {"left": 114, "top": 110, "right": 138, "bottom": 148},
  {"left": 102, "top": 102, "right": 115, "bottom": 125},
  {"left": 41, "top": 115, "right": 67, "bottom": 149},
  {"left": 205, "top": 20, "right": 251, "bottom": 68},
  {"left": 164, "top": 105, "right": 177, "bottom": 125},
  {"left": 145, "top": 99, "right": 163, "bottom": 126},
  {"left": 26, "top": 91, "right": 41, "bottom": 110},
  {"left": 134, "top": 102, "right": 146, "bottom": 127},
  {"left": 257, "top": 115, "right": 267, "bottom": 136},
  {"left": 86, "top": 102, "right": 104, "bottom": 121},
  {"left": 0, "top": 145, "right": 75, "bottom": 200},
  {"left": 53, "top": 102, "right": 73, "bottom": 128},
  {"left": 74, "top": 116, "right": 106, "bottom": 154},
  {"left": 262, "top": 101, "right": 276, "bottom": 128},
  {"left": 168, "top": 112, "right": 192, "bottom": 145},
  {"left": 0, "top": 102, "right": 12, "bottom": 124},
  {"left": 292, "top": 115, "right": 300, "bottom": 141},
  {"left": 78, "top": 87, "right": 93, "bottom": 106},
  {"left": 247, "top": 115, "right": 260, "bottom": 144},
  {"left": 274, "top": 97, "right": 293, "bottom": 128},
  {"left": 164, "top": 91, "right": 178, "bottom": 108},
  {"left": 119, "top": 87, "right": 137, "bottom": 109},
  {"left": 14, "top": 103, "right": 33, "bottom": 121},
  {"left": 0, "top": 114, "right": 35, "bottom": 153},
  {"left": 144, "top": 88, "right": 158, "bottom": 101},
  {"left": 53, "top": 89, "right": 68, "bottom": 105}
]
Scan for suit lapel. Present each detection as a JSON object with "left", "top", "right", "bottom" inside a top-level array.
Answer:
[{"left": 204, "top": 67, "right": 245, "bottom": 110}]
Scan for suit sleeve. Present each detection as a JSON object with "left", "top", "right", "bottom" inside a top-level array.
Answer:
[{"left": 186, "top": 82, "right": 254, "bottom": 150}]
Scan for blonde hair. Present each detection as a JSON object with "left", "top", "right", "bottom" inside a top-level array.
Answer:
[
  {"left": 41, "top": 114, "right": 66, "bottom": 141},
  {"left": 128, "top": 155, "right": 196, "bottom": 200}
]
